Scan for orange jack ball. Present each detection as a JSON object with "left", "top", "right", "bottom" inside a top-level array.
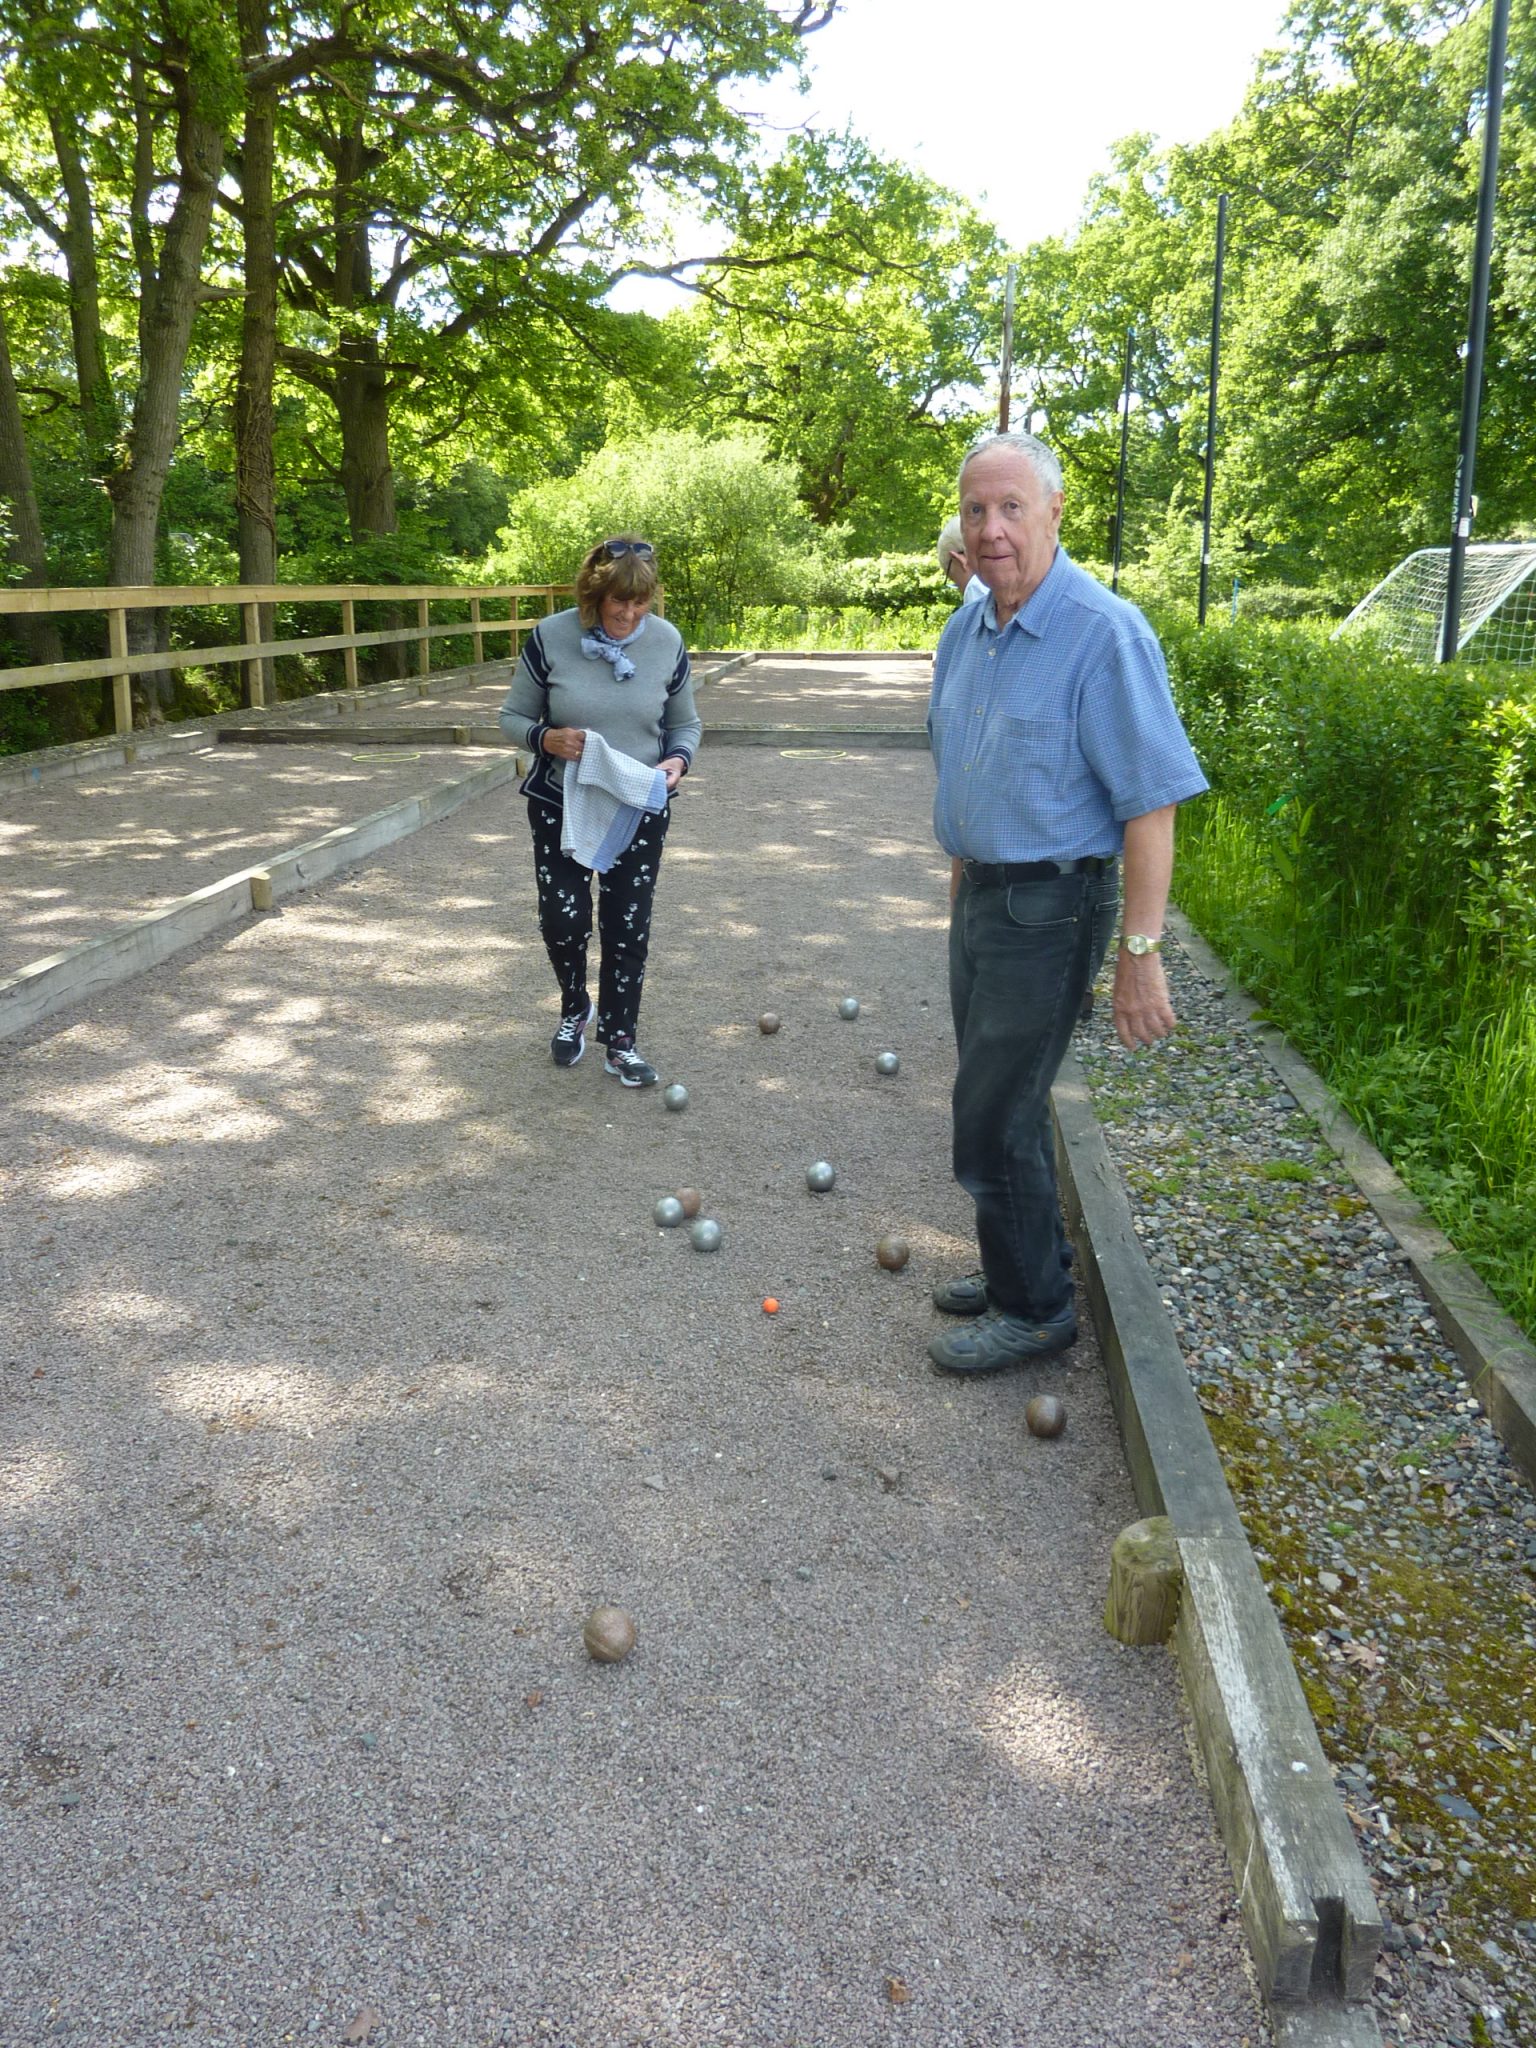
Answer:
[{"left": 762, "top": 1297, "right": 780, "bottom": 1315}]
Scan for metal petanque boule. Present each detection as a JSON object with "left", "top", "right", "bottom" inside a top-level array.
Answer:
[
  {"left": 675, "top": 1188, "right": 702, "bottom": 1218},
  {"left": 690, "top": 1217, "right": 723, "bottom": 1252},
  {"left": 1025, "top": 1394, "right": 1067, "bottom": 1439},
  {"left": 875, "top": 1235, "right": 910, "bottom": 1272},
  {"left": 653, "top": 1196, "right": 685, "bottom": 1229},
  {"left": 875, "top": 1051, "right": 900, "bottom": 1076},
  {"left": 805, "top": 1160, "right": 837, "bottom": 1193},
  {"left": 838, "top": 996, "right": 860, "bottom": 1020},
  {"left": 582, "top": 1605, "right": 637, "bottom": 1663},
  {"left": 662, "top": 1082, "right": 689, "bottom": 1112},
  {"left": 758, "top": 1012, "right": 781, "bottom": 1034}
]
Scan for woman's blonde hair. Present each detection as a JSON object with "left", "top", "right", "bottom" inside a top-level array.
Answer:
[{"left": 575, "top": 535, "right": 659, "bottom": 629}]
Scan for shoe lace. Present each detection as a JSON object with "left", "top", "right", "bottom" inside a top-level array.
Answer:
[{"left": 554, "top": 1013, "right": 584, "bottom": 1041}]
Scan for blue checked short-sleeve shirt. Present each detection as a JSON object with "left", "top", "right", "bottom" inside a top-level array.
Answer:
[{"left": 927, "top": 546, "right": 1208, "bottom": 862}]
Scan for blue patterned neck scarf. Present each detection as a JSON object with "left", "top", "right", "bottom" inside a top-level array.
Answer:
[{"left": 580, "top": 614, "right": 648, "bottom": 683}]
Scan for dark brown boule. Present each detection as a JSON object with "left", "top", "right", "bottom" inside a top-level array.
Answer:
[
  {"left": 758, "top": 1012, "right": 781, "bottom": 1035},
  {"left": 875, "top": 1235, "right": 910, "bottom": 1272},
  {"left": 675, "top": 1188, "right": 702, "bottom": 1218},
  {"left": 1025, "top": 1394, "right": 1067, "bottom": 1439}
]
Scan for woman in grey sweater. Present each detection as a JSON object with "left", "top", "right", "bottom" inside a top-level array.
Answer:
[{"left": 498, "top": 537, "right": 702, "bottom": 1087}]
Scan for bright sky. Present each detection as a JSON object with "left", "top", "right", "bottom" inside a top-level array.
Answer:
[
  {"left": 753, "top": 0, "right": 1294, "bottom": 251},
  {"left": 611, "top": 0, "right": 1292, "bottom": 311}
]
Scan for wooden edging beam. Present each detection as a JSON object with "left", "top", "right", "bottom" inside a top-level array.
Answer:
[
  {"left": 0, "top": 755, "right": 521, "bottom": 1044},
  {"left": 1167, "top": 908, "right": 1536, "bottom": 1492},
  {"left": 1052, "top": 1050, "right": 1383, "bottom": 2038}
]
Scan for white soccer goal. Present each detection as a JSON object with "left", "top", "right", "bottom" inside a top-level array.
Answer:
[{"left": 1334, "top": 542, "right": 1536, "bottom": 664}]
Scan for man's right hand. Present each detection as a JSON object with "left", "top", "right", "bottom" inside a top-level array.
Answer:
[{"left": 544, "top": 726, "right": 586, "bottom": 761}]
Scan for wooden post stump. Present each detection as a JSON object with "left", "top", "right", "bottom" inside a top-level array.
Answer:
[{"left": 1104, "top": 1515, "right": 1182, "bottom": 1645}]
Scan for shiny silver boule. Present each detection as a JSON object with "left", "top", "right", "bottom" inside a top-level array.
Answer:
[
  {"left": 875, "top": 1051, "right": 900, "bottom": 1076},
  {"left": 805, "top": 1160, "right": 836, "bottom": 1193},
  {"left": 654, "top": 1195, "right": 685, "bottom": 1228},
  {"left": 838, "top": 996, "right": 860, "bottom": 1020},
  {"left": 690, "top": 1217, "right": 722, "bottom": 1252},
  {"left": 663, "top": 1083, "right": 689, "bottom": 1112}
]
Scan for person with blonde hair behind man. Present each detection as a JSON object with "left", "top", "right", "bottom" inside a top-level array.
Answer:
[{"left": 925, "top": 432, "right": 1207, "bottom": 1376}]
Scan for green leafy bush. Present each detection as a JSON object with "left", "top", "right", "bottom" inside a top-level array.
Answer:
[{"left": 485, "top": 428, "right": 832, "bottom": 638}]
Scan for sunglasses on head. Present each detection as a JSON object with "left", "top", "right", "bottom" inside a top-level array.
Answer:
[{"left": 603, "top": 538, "right": 654, "bottom": 559}]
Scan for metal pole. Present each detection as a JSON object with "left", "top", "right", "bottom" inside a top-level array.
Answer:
[
  {"left": 1439, "top": 0, "right": 1511, "bottom": 663},
  {"left": 1112, "top": 326, "right": 1134, "bottom": 593},
  {"left": 1198, "top": 194, "right": 1228, "bottom": 627},
  {"left": 998, "top": 263, "right": 1016, "bottom": 433}
]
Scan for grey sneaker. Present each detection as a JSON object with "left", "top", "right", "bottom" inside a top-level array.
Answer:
[
  {"left": 551, "top": 998, "right": 595, "bottom": 1068},
  {"left": 931, "top": 1270, "right": 989, "bottom": 1316},
  {"left": 928, "top": 1305, "right": 1078, "bottom": 1376}
]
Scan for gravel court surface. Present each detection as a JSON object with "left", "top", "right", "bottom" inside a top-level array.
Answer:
[
  {"left": 0, "top": 742, "right": 500, "bottom": 980},
  {"left": 699, "top": 655, "right": 932, "bottom": 730},
  {"left": 1, "top": 745, "right": 1265, "bottom": 2047}
]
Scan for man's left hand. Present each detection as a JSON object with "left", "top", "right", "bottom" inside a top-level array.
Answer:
[
  {"left": 661, "top": 756, "right": 685, "bottom": 793},
  {"left": 1112, "top": 948, "right": 1176, "bottom": 1049}
]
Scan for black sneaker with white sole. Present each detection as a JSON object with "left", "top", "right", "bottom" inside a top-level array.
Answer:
[
  {"left": 604, "top": 1042, "right": 658, "bottom": 1088},
  {"left": 551, "top": 999, "right": 595, "bottom": 1068}
]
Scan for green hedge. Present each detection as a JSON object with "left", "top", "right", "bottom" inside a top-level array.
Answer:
[{"left": 1157, "top": 613, "right": 1536, "bottom": 1334}]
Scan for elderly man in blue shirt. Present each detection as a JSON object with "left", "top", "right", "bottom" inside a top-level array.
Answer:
[{"left": 926, "top": 431, "right": 1208, "bottom": 1376}]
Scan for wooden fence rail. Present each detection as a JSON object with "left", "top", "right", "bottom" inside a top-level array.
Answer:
[{"left": 0, "top": 581, "right": 572, "bottom": 736}]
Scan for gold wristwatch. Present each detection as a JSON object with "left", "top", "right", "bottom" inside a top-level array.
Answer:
[{"left": 1121, "top": 933, "right": 1163, "bottom": 956}]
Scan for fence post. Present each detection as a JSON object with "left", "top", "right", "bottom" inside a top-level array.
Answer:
[
  {"left": 108, "top": 608, "right": 132, "bottom": 735},
  {"left": 416, "top": 597, "right": 430, "bottom": 677},
  {"left": 470, "top": 595, "right": 484, "bottom": 665},
  {"left": 242, "top": 600, "right": 265, "bottom": 708},
  {"left": 341, "top": 597, "right": 359, "bottom": 693}
]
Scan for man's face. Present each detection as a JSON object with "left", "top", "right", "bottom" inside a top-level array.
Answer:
[{"left": 958, "top": 446, "right": 1063, "bottom": 616}]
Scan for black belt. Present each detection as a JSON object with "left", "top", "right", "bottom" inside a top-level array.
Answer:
[{"left": 960, "top": 855, "right": 1116, "bottom": 886}]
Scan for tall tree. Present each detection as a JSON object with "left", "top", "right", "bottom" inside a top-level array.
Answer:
[
  {"left": 661, "top": 132, "right": 1007, "bottom": 549},
  {"left": 259, "top": 3, "right": 836, "bottom": 556}
]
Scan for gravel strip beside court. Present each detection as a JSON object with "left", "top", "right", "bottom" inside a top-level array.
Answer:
[
  {"left": 0, "top": 744, "right": 499, "bottom": 980},
  {"left": 1079, "top": 937, "right": 1536, "bottom": 2048},
  {"left": 2, "top": 748, "right": 1265, "bottom": 2048}
]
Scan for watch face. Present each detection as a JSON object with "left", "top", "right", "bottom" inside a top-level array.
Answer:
[{"left": 1125, "top": 933, "right": 1161, "bottom": 956}]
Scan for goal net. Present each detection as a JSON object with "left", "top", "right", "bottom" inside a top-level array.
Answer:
[{"left": 1334, "top": 542, "right": 1536, "bottom": 664}]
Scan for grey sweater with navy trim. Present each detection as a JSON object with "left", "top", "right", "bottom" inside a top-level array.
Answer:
[{"left": 497, "top": 608, "right": 702, "bottom": 808}]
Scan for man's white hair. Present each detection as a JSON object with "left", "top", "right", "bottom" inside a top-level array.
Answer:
[
  {"left": 958, "top": 431, "right": 1063, "bottom": 501},
  {"left": 936, "top": 514, "right": 966, "bottom": 574}
]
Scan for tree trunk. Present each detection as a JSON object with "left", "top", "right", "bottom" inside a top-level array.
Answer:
[
  {"left": 105, "top": 81, "right": 225, "bottom": 716},
  {"left": 0, "top": 299, "right": 65, "bottom": 670},
  {"left": 46, "top": 113, "right": 118, "bottom": 484},
  {"left": 330, "top": 108, "right": 402, "bottom": 679},
  {"left": 235, "top": 0, "right": 278, "bottom": 704}
]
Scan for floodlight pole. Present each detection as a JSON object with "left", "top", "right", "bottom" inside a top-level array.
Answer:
[
  {"left": 998, "top": 263, "right": 1016, "bottom": 432},
  {"left": 1439, "top": 0, "right": 1511, "bottom": 663},
  {"left": 1197, "top": 194, "right": 1228, "bottom": 627},
  {"left": 1112, "top": 326, "right": 1134, "bottom": 593}
]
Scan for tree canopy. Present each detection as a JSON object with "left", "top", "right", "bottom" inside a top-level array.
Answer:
[{"left": 4, "top": 0, "right": 1536, "bottom": 721}]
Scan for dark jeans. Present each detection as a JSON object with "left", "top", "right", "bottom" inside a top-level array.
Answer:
[
  {"left": 527, "top": 797, "right": 671, "bottom": 1045},
  {"left": 949, "top": 866, "right": 1120, "bottom": 1321}
]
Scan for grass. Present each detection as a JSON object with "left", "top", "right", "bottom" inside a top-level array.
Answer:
[{"left": 1176, "top": 794, "right": 1536, "bottom": 1341}]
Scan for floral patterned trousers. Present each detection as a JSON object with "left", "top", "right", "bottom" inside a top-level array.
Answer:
[{"left": 525, "top": 797, "right": 672, "bottom": 1047}]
